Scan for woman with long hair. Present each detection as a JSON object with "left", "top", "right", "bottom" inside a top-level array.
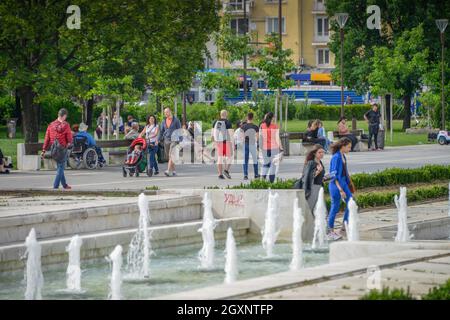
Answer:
[
  {"left": 259, "top": 112, "right": 283, "bottom": 183},
  {"left": 305, "top": 119, "right": 326, "bottom": 149},
  {"left": 337, "top": 117, "right": 357, "bottom": 151},
  {"left": 139, "top": 114, "right": 159, "bottom": 176},
  {"left": 327, "top": 137, "right": 353, "bottom": 241},
  {"left": 302, "top": 144, "right": 326, "bottom": 213}
]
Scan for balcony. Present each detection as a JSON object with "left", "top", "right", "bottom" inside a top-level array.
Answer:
[
  {"left": 312, "top": 1, "right": 326, "bottom": 14},
  {"left": 223, "top": 1, "right": 253, "bottom": 15},
  {"left": 313, "top": 33, "right": 330, "bottom": 44}
]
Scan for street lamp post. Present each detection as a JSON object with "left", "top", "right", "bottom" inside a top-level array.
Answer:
[
  {"left": 436, "top": 19, "right": 448, "bottom": 130},
  {"left": 335, "top": 13, "right": 349, "bottom": 118}
]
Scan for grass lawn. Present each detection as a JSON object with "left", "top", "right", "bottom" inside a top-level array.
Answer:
[{"left": 285, "top": 119, "right": 431, "bottom": 147}]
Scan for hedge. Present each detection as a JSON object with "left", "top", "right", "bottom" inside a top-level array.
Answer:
[{"left": 230, "top": 165, "right": 450, "bottom": 191}]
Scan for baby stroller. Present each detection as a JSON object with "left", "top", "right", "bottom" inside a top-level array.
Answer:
[{"left": 122, "top": 137, "right": 147, "bottom": 177}]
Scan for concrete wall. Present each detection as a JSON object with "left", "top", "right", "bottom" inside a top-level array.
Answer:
[{"left": 181, "top": 189, "right": 315, "bottom": 242}]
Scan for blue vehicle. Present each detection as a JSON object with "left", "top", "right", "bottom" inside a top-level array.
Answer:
[{"left": 437, "top": 130, "right": 450, "bottom": 145}]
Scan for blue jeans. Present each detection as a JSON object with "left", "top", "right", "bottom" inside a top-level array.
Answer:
[
  {"left": 262, "top": 149, "right": 278, "bottom": 183},
  {"left": 53, "top": 153, "right": 68, "bottom": 189},
  {"left": 243, "top": 144, "right": 258, "bottom": 177},
  {"left": 147, "top": 144, "right": 159, "bottom": 172},
  {"left": 328, "top": 181, "right": 352, "bottom": 229}
]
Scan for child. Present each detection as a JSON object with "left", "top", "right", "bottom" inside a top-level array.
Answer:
[{"left": 125, "top": 144, "right": 143, "bottom": 165}]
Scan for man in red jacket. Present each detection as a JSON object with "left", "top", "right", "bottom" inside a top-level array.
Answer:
[{"left": 41, "top": 108, "right": 73, "bottom": 189}]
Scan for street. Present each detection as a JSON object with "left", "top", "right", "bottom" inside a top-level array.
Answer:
[{"left": 1, "top": 144, "right": 448, "bottom": 191}]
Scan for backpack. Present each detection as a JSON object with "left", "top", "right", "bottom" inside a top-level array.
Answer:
[
  {"left": 50, "top": 139, "right": 67, "bottom": 163},
  {"left": 213, "top": 120, "right": 229, "bottom": 142}
]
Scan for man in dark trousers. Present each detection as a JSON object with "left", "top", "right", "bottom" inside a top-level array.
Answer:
[
  {"left": 42, "top": 108, "right": 73, "bottom": 189},
  {"left": 364, "top": 103, "right": 382, "bottom": 151},
  {"left": 159, "top": 107, "right": 181, "bottom": 176}
]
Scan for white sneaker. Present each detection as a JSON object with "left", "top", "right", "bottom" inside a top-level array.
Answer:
[{"left": 327, "top": 231, "right": 342, "bottom": 241}]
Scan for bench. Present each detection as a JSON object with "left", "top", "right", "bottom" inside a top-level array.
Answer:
[
  {"left": 287, "top": 132, "right": 318, "bottom": 156},
  {"left": 332, "top": 130, "right": 368, "bottom": 152},
  {"left": 21, "top": 139, "right": 135, "bottom": 170}
]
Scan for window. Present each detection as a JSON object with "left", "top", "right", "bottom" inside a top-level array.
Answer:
[
  {"left": 316, "top": 48, "right": 330, "bottom": 66},
  {"left": 230, "top": 18, "right": 248, "bottom": 35},
  {"left": 266, "top": 17, "right": 286, "bottom": 34},
  {"left": 316, "top": 16, "right": 329, "bottom": 37}
]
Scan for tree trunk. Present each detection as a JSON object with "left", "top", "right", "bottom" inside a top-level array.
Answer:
[
  {"left": 385, "top": 94, "right": 391, "bottom": 130},
  {"left": 402, "top": 95, "right": 411, "bottom": 130},
  {"left": 14, "top": 89, "right": 22, "bottom": 127},
  {"left": 18, "top": 86, "right": 39, "bottom": 143},
  {"left": 85, "top": 97, "right": 94, "bottom": 129}
]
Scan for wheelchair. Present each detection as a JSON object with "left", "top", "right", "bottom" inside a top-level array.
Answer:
[{"left": 67, "top": 136, "right": 99, "bottom": 170}]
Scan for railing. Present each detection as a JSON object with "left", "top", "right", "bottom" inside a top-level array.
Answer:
[
  {"left": 313, "top": 33, "right": 330, "bottom": 43},
  {"left": 223, "top": 1, "right": 252, "bottom": 14},
  {"left": 313, "top": 1, "right": 326, "bottom": 12}
]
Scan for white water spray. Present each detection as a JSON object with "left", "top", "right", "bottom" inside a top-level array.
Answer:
[
  {"left": 198, "top": 192, "right": 217, "bottom": 269},
  {"left": 23, "top": 228, "right": 44, "bottom": 300},
  {"left": 394, "top": 187, "right": 411, "bottom": 242},
  {"left": 345, "top": 198, "right": 360, "bottom": 242},
  {"left": 224, "top": 228, "right": 238, "bottom": 284},
  {"left": 126, "top": 193, "right": 152, "bottom": 278},
  {"left": 108, "top": 245, "right": 123, "bottom": 300},
  {"left": 290, "top": 198, "right": 304, "bottom": 271},
  {"left": 312, "top": 187, "right": 328, "bottom": 249},
  {"left": 261, "top": 191, "right": 280, "bottom": 258},
  {"left": 65, "top": 235, "right": 83, "bottom": 292}
]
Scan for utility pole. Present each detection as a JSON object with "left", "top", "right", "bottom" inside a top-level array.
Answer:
[
  {"left": 276, "top": 0, "right": 282, "bottom": 122},
  {"left": 243, "top": 0, "right": 248, "bottom": 101}
]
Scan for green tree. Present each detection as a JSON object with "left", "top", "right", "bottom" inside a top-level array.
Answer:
[{"left": 369, "top": 26, "right": 429, "bottom": 129}]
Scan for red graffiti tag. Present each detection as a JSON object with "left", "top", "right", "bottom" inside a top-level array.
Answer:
[{"left": 224, "top": 193, "right": 244, "bottom": 207}]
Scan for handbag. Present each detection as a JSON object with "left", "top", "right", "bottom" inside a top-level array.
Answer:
[
  {"left": 50, "top": 139, "right": 67, "bottom": 163},
  {"left": 349, "top": 177, "right": 356, "bottom": 194}
]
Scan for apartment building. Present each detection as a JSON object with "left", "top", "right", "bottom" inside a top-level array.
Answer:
[{"left": 217, "top": 0, "right": 334, "bottom": 84}]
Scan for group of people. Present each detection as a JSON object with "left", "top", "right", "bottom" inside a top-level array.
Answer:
[
  {"left": 212, "top": 110, "right": 284, "bottom": 183},
  {"left": 95, "top": 112, "right": 138, "bottom": 140}
]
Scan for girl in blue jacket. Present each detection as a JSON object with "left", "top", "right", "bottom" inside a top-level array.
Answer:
[{"left": 328, "top": 137, "right": 353, "bottom": 240}]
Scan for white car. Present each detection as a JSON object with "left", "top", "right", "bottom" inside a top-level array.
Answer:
[
  {"left": 294, "top": 98, "right": 326, "bottom": 105},
  {"left": 234, "top": 100, "right": 256, "bottom": 107}
]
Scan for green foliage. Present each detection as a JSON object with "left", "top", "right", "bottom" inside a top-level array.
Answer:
[
  {"left": 251, "top": 34, "right": 295, "bottom": 90},
  {"left": 360, "top": 287, "right": 415, "bottom": 300},
  {"left": 355, "top": 184, "right": 448, "bottom": 209},
  {"left": 38, "top": 96, "right": 82, "bottom": 126},
  {"left": 199, "top": 71, "right": 240, "bottom": 97},
  {"left": 422, "top": 279, "right": 450, "bottom": 300},
  {"left": 230, "top": 178, "right": 297, "bottom": 190},
  {"left": 351, "top": 165, "right": 450, "bottom": 189},
  {"left": 0, "top": 95, "right": 15, "bottom": 122}
]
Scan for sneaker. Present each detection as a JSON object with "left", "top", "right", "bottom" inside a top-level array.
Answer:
[
  {"left": 63, "top": 184, "right": 72, "bottom": 190},
  {"left": 172, "top": 171, "right": 177, "bottom": 176},
  {"left": 164, "top": 170, "right": 170, "bottom": 177},
  {"left": 218, "top": 175, "right": 225, "bottom": 179},
  {"left": 243, "top": 176, "right": 248, "bottom": 180},
  {"left": 255, "top": 174, "right": 260, "bottom": 179},
  {"left": 326, "top": 231, "right": 342, "bottom": 241},
  {"left": 147, "top": 168, "right": 153, "bottom": 177},
  {"left": 223, "top": 170, "right": 231, "bottom": 179},
  {"left": 154, "top": 171, "right": 159, "bottom": 175}
]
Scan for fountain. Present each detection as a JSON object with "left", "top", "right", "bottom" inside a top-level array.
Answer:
[
  {"left": 198, "top": 192, "right": 217, "bottom": 270},
  {"left": 345, "top": 198, "right": 360, "bottom": 242},
  {"left": 23, "top": 228, "right": 44, "bottom": 300},
  {"left": 261, "top": 191, "right": 280, "bottom": 258},
  {"left": 126, "top": 193, "right": 152, "bottom": 279},
  {"left": 65, "top": 235, "right": 83, "bottom": 292},
  {"left": 224, "top": 228, "right": 238, "bottom": 284},
  {"left": 290, "top": 197, "right": 304, "bottom": 271},
  {"left": 312, "top": 187, "right": 328, "bottom": 249},
  {"left": 394, "top": 187, "right": 411, "bottom": 242},
  {"left": 107, "top": 245, "right": 123, "bottom": 300}
]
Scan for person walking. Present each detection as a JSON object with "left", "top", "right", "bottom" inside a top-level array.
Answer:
[
  {"left": 364, "top": 103, "right": 382, "bottom": 151},
  {"left": 259, "top": 112, "right": 283, "bottom": 183},
  {"left": 140, "top": 115, "right": 159, "bottom": 176},
  {"left": 301, "top": 144, "right": 326, "bottom": 213},
  {"left": 41, "top": 108, "right": 73, "bottom": 190},
  {"left": 328, "top": 137, "right": 354, "bottom": 241},
  {"left": 242, "top": 112, "right": 260, "bottom": 180},
  {"left": 160, "top": 107, "right": 181, "bottom": 177},
  {"left": 212, "top": 110, "right": 233, "bottom": 179}
]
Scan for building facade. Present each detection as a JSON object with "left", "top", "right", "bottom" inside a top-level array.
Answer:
[{"left": 219, "top": 0, "right": 334, "bottom": 82}]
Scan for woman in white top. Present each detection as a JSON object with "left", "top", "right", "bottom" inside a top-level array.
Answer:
[{"left": 139, "top": 115, "right": 159, "bottom": 176}]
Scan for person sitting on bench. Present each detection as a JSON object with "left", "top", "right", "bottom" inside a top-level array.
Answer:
[
  {"left": 0, "top": 148, "right": 10, "bottom": 174},
  {"left": 305, "top": 119, "right": 327, "bottom": 149},
  {"left": 337, "top": 117, "right": 357, "bottom": 152}
]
